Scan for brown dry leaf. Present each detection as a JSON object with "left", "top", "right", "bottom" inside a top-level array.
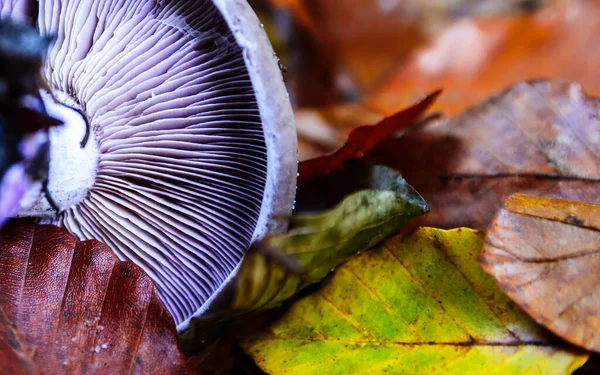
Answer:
[
  {"left": 365, "top": 0, "right": 600, "bottom": 116},
  {"left": 369, "top": 79, "right": 600, "bottom": 231},
  {"left": 0, "top": 223, "right": 187, "bottom": 374},
  {"left": 481, "top": 193, "right": 600, "bottom": 352}
]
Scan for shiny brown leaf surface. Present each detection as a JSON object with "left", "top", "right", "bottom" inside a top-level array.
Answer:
[
  {"left": 0, "top": 223, "right": 187, "bottom": 374},
  {"left": 369, "top": 79, "right": 600, "bottom": 231},
  {"left": 481, "top": 194, "right": 600, "bottom": 352}
]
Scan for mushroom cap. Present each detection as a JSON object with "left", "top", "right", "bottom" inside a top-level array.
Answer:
[{"left": 4, "top": 0, "right": 297, "bottom": 330}]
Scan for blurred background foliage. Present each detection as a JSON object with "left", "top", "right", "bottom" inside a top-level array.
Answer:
[
  {"left": 251, "top": 0, "right": 556, "bottom": 102},
  {"left": 246, "top": 0, "right": 600, "bottom": 159}
]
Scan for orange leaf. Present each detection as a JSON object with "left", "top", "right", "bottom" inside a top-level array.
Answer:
[
  {"left": 268, "top": 0, "right": 428, "bottom": 93},
  {"left": 298, "top": 90, "right": 440, "bottom": 185},
  {"left": 481, "top": 193, "right": 600, "bottom": 352},
  {"left": 0, "top": 223, "right": 188, "bottom": 374},
  {"left": 364, "top": 0, "right": 600, "bottom": 116},
  {"left": 370, "top": 79, "right": 600, "bottom": 232}
]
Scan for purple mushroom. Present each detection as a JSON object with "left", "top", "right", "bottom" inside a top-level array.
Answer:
[{"left": 3, "top": 0, "right": 297, "bottom": 331}]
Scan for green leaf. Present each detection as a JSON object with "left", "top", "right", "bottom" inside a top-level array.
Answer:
[
  {"left": 198, "top": 165, "right": 427, "bottom": 317},
  {"left": 242, "top": 228, "right": 589, "bottom": 375}
]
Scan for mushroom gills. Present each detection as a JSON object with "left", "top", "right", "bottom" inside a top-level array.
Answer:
[{"left": 4, "top": 0, "right": 297, "bottom": 331}]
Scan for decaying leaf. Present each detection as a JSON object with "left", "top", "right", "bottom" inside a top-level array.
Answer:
[
  {"left": 481, "top": 194, "right": 600, "bottom": 353},
  {"left": 370, "top": 79, "right": 600, "bottom": 232},
  {"left": 295, "top": 160, "right": 422, "bottom": 213},
  {"left": 298, "top": 91, "right": 440, "bottom": 184},
  {"left": 278, "top": 0, "right": 563, "bottom": 159},
  {"left": 181, "top": 163, "right": 427, "bottom": 355},
  {"left": 266, "top": 0, "right": 427, "bottom": 101},
  {"left": 243, "top": 228, "right": 588, "bottom": 374},
  {"left": 365, "top": 0, "right": 600, "bottom": 116},
  {"left": 0, "top": 223, "right": 187, "bottom": 374}
]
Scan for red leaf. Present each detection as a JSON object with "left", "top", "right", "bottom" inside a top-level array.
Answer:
[
  {"left": 0, "top": 223, "right": 188, "bottom": 374},
  {"left": 298, "top": 90, "right": 440, "bottom": 185}
]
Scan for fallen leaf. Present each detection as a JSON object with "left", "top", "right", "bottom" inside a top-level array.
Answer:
[
  {"left": 286, "top": 0, "right": 561, "bottom": 160},
  {"left": 298, "top": 91, "right": 440, "bottom": 184},
  {"left": 294, "top": 104, "right": 384, "bottom": 160},
  {"left": 369, "top": 79, "right": 600, "bottom": 232},
  {"left": 295, "top": 160, "right": 427, "bottom": 212},
  {"left": 0, "top": 223, "right": 187, "bottom": 374},
  {"left": 243, "top": 228, "right": 588, "bottom": 375},
  {"left": 481, "top": 193, "right": 600, "bottom": 352},
  {"left": 365, "top": 0, "right": 600, "bottom": 116}
]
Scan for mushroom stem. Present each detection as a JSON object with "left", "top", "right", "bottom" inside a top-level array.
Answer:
[{"left": 17, "top": 90, "right": 99, "bottom": 216}]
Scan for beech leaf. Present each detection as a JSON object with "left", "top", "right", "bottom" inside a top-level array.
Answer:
[
  {"left": 370, "top": 79, "right": 600, "bottom": 232},
  {"left": 243, "top": 228, "right": 588, "bottom": 375},
  {"left": 0, "top": 223, "right": 187, "bottom": 374},
  {"left": 481, "top": 193, "right": 600, "bottom": 352}
]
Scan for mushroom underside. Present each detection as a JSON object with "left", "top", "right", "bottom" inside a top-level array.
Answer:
[{"left": 3, "top": 0, "right": 297, "bottom": 330}]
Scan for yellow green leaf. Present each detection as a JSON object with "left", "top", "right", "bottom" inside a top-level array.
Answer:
[
  {"left": 242, "top": 228, "right": 588, "bottom": 375},
  {"left": 182, "top": 165, "right": 428, "bottom": 349}
]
